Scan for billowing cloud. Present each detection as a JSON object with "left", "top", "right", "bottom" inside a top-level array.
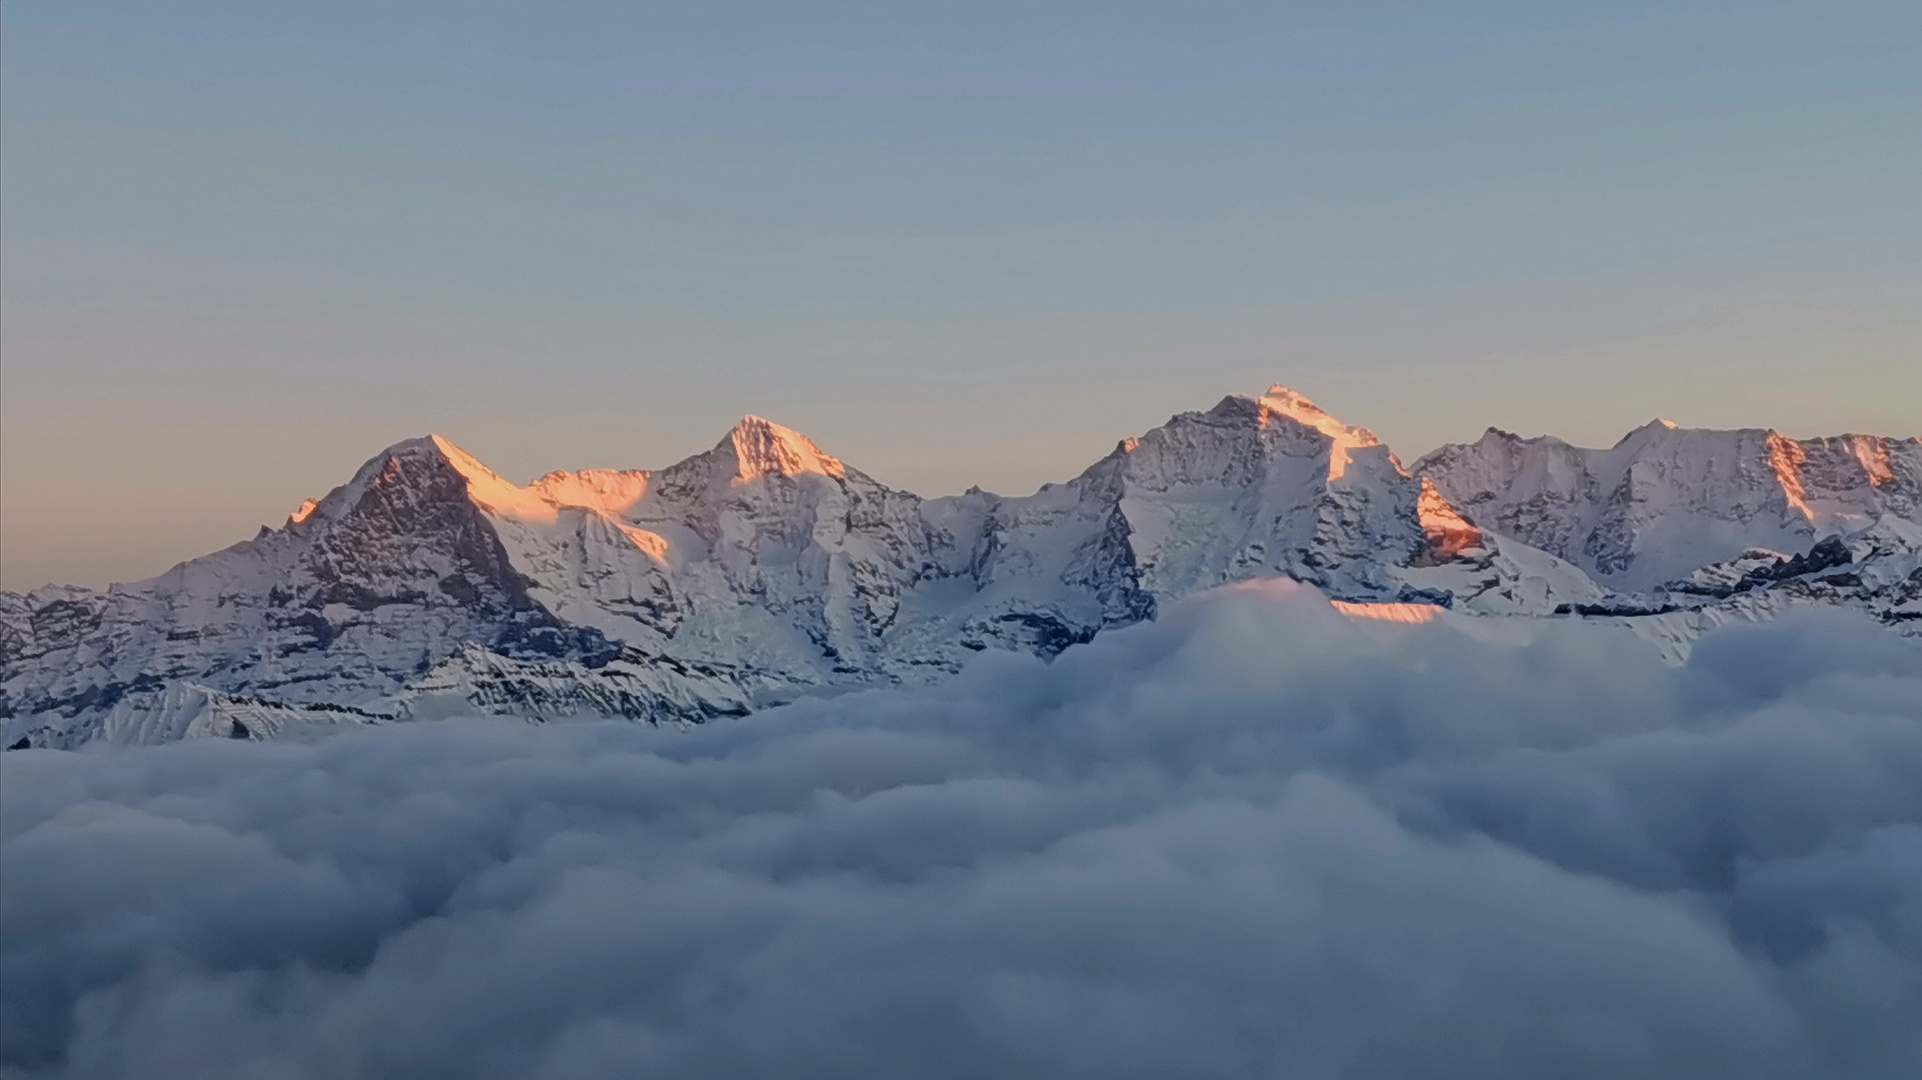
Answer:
[{"left": 4, "top": 586, "right": 1920, "bottom": 1079}]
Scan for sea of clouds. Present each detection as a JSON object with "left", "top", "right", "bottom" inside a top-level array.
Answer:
[{"left": 4, "top": 583, "right": 1921, "bottom": 1079}]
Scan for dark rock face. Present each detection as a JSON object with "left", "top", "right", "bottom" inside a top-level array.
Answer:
[
  {"left": 1077, "top": 504, "right": 1158, "bottom": 629},
  {"left": 1555, "top": 599, "right": 1681, "bottom": 617},
  {"left": 1396, "top": 586, "right": 1455, "bottom": 609},
  {"left": 1772, "top": 536, "right": 1853, "bottom": 580},
  {"left": 26, "top": 601, "right": 101, "bottom": 652},
  {"left": 298, "top": 443, "right": 540, "bottom": 622},
  {"left": 960, "top": 612, "right": 1099, "bottom": 659},
  {"left": 1668, "top": 536, "right": 1854, "bottom": 599}
]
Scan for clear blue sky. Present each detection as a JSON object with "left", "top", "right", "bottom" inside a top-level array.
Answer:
[{"left": 3, "top": 1, "right": 1918, "bottom": 589}]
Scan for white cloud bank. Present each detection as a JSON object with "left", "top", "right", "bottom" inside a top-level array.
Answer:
[{"left": 5, "top": 585, "right": 1921, "bottom": 1079}]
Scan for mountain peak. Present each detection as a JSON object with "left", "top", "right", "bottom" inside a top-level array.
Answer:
[
  {"left": 1254, "top": 386, "right": 1378, "bottom": 443},
  {"left": 416, "top": 434, "right": 539, "bottom": 514},
  {"left": 720, "top": 416, "right": 845, "bottom": 481},
  {"left": 425, "top": 434, "right": 503, "bottom": 480},
  {"left": 357, "top": 434, "right": 486, "bottom": 476},
  {"left": 1257, "top": 384, "right": 1330, "bottom": 418},
  {"left": 1249, "top": 385, "right": 1384, "bottom": 478},
  {"left": 331, "top": 434, "right": 546, "bottom": 520}
]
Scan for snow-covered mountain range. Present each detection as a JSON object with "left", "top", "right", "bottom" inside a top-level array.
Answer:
[{"left": 5, "top": 386, "right": 1918, "bottom": 748}]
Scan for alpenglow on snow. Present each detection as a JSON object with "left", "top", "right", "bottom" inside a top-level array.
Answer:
[{"left": 5, "top": 387, "right": 1918, "bottom": 748}]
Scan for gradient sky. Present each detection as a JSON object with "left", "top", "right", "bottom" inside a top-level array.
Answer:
[{"left": 3, "top": 1, "right": 1918, "bottom": 591}]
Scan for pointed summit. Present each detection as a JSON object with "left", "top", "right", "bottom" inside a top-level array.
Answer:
[
  {"left": 1253, "top": 386, "right": 1379, "bottom": 447},
  {"left": 426, "top": 434, "right": 501, "bottom": 482},
  {"left": 420, "top": 434, "right": 544, "bottom": 514},
  {"left": 1246, "top": 385, "right": 1386, "bottom": 478},
  {"left": 348, "top": 434, "right": 490, "bottom": 483},
  {"left": 315, "top": 434, "right": 545, "bottom": 521},
  {"left": 719, "top": 416, "right": 845, "bottom": 481},
  {"left": 1612, "top": 418, "right": 1679, "bottom": 446}
]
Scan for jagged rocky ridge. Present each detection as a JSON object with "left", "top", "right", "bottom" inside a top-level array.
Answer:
[
  {"left": 1415, "top": 421, "right": 1922, "bottom": 639},
  {"left": 5, "top": 387, "right": 1918, "bottom": 748}
]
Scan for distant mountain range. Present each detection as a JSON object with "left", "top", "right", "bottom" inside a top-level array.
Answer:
[{"left": 5, "top": 386, "right": 1917, "bottom": 749}]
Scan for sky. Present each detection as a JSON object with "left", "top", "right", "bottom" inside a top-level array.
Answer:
[
  {"left": 7, "top": 590, "right": 1922, "bottom": 1077},
  {"left": 3, "top": 0, "right": 1918, "bottom": 591}
]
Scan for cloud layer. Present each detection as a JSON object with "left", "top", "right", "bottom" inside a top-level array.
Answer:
[{"left": 5, "top": 587, "right": 1921, "bottom": 1079}]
